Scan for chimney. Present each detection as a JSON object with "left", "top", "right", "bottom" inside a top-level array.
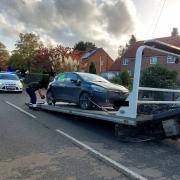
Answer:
[{"left": 171, "top": 27, "right": 179, "bottom": 37}]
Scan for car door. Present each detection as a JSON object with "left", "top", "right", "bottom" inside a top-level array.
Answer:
[
  {"left": 64, "top": 73, "right": 81, "bottom": 102},
  {"left": 52, "top": 73, "right": 67, "bottom": 100}
]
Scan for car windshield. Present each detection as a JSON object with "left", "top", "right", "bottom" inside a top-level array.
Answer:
[
  {"left": 79, "top": 73, "right": 110, "bottom": 83},
  {"left": 0, "top": 74, "right": 19, "bottom": 80}
]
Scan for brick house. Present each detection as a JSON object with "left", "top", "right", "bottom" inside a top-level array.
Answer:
[
  {"left": 110, "top": 35, "right": 180, "bottom": 81},
  {"left": 78, "top": 48, "right": 114, "bottom": 74}
]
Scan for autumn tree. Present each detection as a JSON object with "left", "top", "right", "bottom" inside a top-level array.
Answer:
[
  {"left": 0, "top": 42, "right": 9, "bottom": 71},
  {"left": 9, "top": 33, "right": 43, "bottom": 71},
  {"left": 31, "top": 47, "right": 51, "bottom": 72},
  {"left": 48, "top": 46, "right": 73, "bottom": 72},
  {"left": 74, "top": 41, "right": 96, "bottom": 51}
]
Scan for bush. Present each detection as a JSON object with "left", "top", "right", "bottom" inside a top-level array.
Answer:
[
  {"left": 140, "top": 64, "right": 177, "bottom": 100},
  {"left": 110, "top": 69, "right": 131, "bottom": 89},
  {"left": 121, "top": 69, "right": 131, "bottom": 87},
  {"left": 89, "top": 62, "right": 96, "bottom": 74},
  {"left": 110, "top": 75, "right": 122, "bottom": 84},
  {"left": 141, "top": 64, "right": 177, "bottom": 88}
]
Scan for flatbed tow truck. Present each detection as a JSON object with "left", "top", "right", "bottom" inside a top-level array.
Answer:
[{"left": 37, "top": 40, "right": 180, "bottom": 142}]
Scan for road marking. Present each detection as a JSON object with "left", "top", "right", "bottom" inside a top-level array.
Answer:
[
  {"left": 5, "top": 101, "right": 36, "bottom": 119},
  {"left": 56, "top": 129, "right": 147, "bottom": 180}
]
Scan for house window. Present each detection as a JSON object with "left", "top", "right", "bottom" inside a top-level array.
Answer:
[
  {"left": 167, "top": 55, "right": 175, "bottom": 64},
  {"left": 150, "top": 56, "right": 157, "bottom": 64},
  {"left": 122, "top": 58, "right": 128, "bottom": 65}
]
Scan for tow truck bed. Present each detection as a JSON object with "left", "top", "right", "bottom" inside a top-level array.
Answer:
[{"left": 37, "top": 103, "right": 136, "bottom": 126}]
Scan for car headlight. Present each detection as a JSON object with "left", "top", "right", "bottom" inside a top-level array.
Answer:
[
  {"left": 91, "top": 85, "right": 106, "bottom": 92},
  {"left": 17, "top": 81, "right": 23, "bottom": 88},
  {"left": 0, "top": 82, "right": 3, "bottom": 85}
]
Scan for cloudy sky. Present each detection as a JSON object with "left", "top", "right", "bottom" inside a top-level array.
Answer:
[{"left": 0, "top": 0, "right": 180, "bottom": 59}]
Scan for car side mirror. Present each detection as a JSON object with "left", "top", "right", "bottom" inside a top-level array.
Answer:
[
  {"left": 70, "top": 79, "right": 77, "bottom": 83},
  {"left": 76, "top": 79, "right": 81, "bottom": 85},
  {"left": 70, "top": 79, "right": 81, "bottom": 85}
]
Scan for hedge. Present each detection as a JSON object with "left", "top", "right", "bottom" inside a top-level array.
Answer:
[{"left": 24, "top": 73, "right": 50, "bottom": 88}]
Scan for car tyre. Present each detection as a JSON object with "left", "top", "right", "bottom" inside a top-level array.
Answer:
[
  {"left": 79, "top": 92, "right": 92, "bottom": 110},
  {"left": 46, "top": 91, "right": 56, "bottom": 105}
]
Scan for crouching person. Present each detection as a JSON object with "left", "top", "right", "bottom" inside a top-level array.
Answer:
[{"left": 26, "top": 81, "right": 45, "bottom": 109}]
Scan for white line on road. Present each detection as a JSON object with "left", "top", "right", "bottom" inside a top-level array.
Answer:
[
  {"left": 5, "top": 101, "right": 36, "bottom": 119},
  {"left": 56, "top": 129, "right": 147, "bottom": 180}
]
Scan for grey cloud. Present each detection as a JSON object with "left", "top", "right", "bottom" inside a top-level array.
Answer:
[
  {"left": 99, "top": 0, "right": 135, "bottom": 36},
  {"left": 0, "top": 0, "right": 57, "bottom": 30},
  {"left": 0, "top": 0, "right": 137, "bottom": 58},
  {"left": 54, "top": 0, "right": 95, "bottom": 21}
]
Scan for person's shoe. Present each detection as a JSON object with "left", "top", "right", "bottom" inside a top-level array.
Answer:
[
  {"left": 25, "top": 102, "right": 32, "bottom": 106},
  {"left": 29, "top": 104, "right": 39, "bottom": 110},
  {"left": 32, "top": 104, "right": 37, "bottom": 107},
  {"left": 29, "top": 106, "right": 39, "bottom": 111}
]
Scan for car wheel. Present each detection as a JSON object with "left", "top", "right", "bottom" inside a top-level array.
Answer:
[
  {"left": 46, "top": 91, "right": 56, "bottom": 105},
  {"left": 79, "top": 92, "right": 92, "bottom": 110}
]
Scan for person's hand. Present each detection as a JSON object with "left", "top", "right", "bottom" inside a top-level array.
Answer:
[{"left": 41, "top": 95, "right": 45, "bottom": 99}]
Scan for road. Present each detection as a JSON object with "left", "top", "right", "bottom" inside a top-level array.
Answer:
[{"left": 0, "top": 91, "right": 180, "bottom": 180}]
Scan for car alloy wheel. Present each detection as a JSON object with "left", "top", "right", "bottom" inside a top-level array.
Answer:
[
  {"left": 46, "top": 91, "right": 56, "bottom": 105},
  {"left": 79, "top": 92, "right": 92, "bottom": 110}
]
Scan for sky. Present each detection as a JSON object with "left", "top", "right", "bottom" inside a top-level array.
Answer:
[{"left": 0, "top": 0, "right": 180, "bottom": 59}]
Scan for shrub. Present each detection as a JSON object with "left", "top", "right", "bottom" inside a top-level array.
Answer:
[{"left": 24, "top": 73, "right": 49, "bottom": 88}]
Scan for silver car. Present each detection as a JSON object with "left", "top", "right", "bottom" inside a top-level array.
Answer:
[{"left": 0, "top": 72, "right": 23, "bottom": 92}]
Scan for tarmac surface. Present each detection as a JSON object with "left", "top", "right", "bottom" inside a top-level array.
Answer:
[{"left": 0, "top": 91, "right": 180, "bottom": 179}]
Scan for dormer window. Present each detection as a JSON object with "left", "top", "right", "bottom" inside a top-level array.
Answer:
[{"left": 122, "top": 58, "right": 128, "bottom": 65}]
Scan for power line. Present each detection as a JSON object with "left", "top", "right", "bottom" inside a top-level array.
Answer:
[
  {"left": 151, "top": 0, "right": 167, "bottom": 37},
  {"left": 146, "top": 0, "right": 164, "bottom": 37}
]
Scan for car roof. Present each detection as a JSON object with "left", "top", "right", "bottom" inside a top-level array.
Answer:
[{"left": 65, "top": 72, "right": 98, "bottom": 76}]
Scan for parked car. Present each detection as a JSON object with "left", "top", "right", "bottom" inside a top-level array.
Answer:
[
  {"left": 0, "top": 72, "right": 23, "bottom": 92},
  {"left": 46, "top": 72, "right": 129, "bottom": 110}
]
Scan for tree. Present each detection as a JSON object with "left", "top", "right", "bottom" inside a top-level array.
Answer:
[
  {"left": 31, "top": 47, "right": 51, "bottom": 72},
  {"left": 121, "top": 69, "right": 131, "bottom": 87},
  {"left": 48, "top": 46, "right": 73, "bottom": 72},
  {"left": 74, "top": 41, "right": 96, "bottom": 51},
  {"left": 9, "top": 33, "right": 43, "bottom": 71},
  {"left": 89, "top": 62, "right": 96, "bottom": 74},
  {"left": 8, "top": 53, "right": 24, "bottom": 70},
  {"left": 128, "top": 35, "right": 136, "bottom": 46},
  {"left": 118, "top": 34, "right": 136, "bottom": 58},
  {"left": 118, "top": 45, "right": 127, "bottom": 58},
  {"left": 0, "top": 42, "right": 9, "bottom": 71},
  {"left": 141, "top": 64, "right": 177, "bottom": 88}
]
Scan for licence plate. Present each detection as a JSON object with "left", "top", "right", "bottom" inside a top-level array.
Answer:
[{"left": 6, "top": 87, "right": 16, "bottom": 90}]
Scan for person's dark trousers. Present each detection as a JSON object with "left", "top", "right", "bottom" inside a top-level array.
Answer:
[{"left": 26, "top": 87, "right": 37, "bottom": 104}]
